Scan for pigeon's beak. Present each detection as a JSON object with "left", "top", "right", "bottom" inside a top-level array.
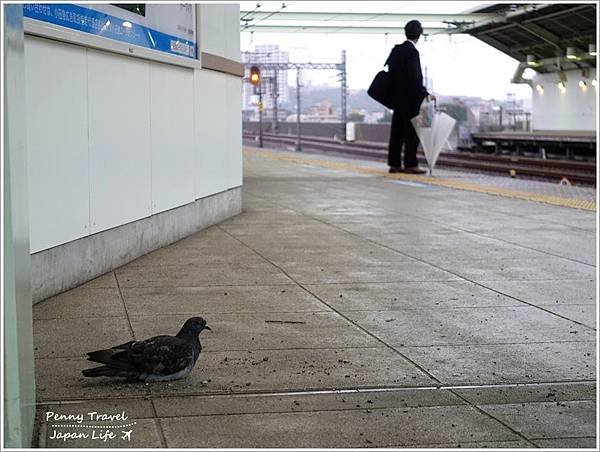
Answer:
[{"left": 204, "top": 326, "right": 212, "bottom": 332}]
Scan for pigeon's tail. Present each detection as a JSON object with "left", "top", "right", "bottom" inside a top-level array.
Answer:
[
  {"left": 87, "top": 349, "right": 118, "bottom": 365},
  {"left": 82, "top": 365, "right": 138, "bottom": 379},
  {"left": 86, "top": 347, "right": 134, "bottom": 370}
]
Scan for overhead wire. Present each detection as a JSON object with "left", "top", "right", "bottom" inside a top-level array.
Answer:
[
  {"left": 242, "top": 2, "right": 289, "bottom": 32},
  {"left": 240, "top": 3, "right": 263, "bottom": 31},
  {"left": 240, "top": 3, "right": 262, "bottom": 21}
]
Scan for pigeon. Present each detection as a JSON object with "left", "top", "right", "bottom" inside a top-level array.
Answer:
[{"left": 82, "top": 317, "right": 211, "bottom": 382}]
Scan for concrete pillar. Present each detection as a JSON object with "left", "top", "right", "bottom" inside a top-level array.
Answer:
[{"left": 3, "top": 4, "right": 36, "bottom": 448}]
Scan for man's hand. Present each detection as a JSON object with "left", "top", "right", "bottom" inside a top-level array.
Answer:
[{"left": 427, "top": 94, "right": 436, "bottom": 102}]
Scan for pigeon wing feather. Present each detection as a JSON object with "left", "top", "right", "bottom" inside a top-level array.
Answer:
[
  {"left": 86, "top": 340, "right": 138, "bottom": 370},
  {"left": 125, "top": 336, "right": 195, "bottom": 376}
]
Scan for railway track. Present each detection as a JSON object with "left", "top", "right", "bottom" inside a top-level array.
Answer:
[{"left": 244, "top": 132, "right": 597, "bottom": 185}]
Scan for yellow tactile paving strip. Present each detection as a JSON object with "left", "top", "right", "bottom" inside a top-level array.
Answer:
[{"left": 247, "top": 148, "right": 597, "bottom": 212}]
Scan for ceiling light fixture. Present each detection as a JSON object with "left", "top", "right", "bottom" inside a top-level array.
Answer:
[{"left": 526, "top": 54, "right": 538, "bottom": 66}]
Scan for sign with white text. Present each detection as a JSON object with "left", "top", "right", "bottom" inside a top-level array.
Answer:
[{"left": 23, "top": 3, "right": 197, "bottom": 59}]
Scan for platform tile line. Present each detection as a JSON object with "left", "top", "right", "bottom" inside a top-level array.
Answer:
[{"left": 247, "top": 149, "right": 596, "bottom": 212}]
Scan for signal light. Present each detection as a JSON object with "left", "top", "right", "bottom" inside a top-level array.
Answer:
[{"left": 249, "top": 66, "right": 261, "bottom": 86}]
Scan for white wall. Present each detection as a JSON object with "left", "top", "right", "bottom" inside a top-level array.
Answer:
[
  {"left": 25, "top": 30, "right": 242, "bottom": 253},
  {"left": 193, "top": 71, "right": 243, "bottom": 197},
  {"left": 199, "top": 4, "right": 241, "bottom": 61},
  {"left": 531, "top": 68, "right": 597, "bottom": 132},
  {"left": 150, "top": 63, "right": 196, "bottom": 214},
  {"left": 198, "top": 4, "right": 242, "bottom": 194},
  {"left": 25, "top": 37, "right": 90, "bottom": 249},
  {"left": 87, "top": 49, "right": 153, "bottom": 233}
]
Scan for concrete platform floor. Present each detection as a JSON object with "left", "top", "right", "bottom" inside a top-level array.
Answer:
[{"left": 32, "top": 148, "right": 596, "bottom": 448}]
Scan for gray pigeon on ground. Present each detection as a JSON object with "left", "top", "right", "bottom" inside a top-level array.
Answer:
[{"left": 82, "top": 317, "right": 211, "bottom": 382}]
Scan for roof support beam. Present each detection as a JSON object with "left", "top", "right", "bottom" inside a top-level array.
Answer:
[
  {"left": 240, "top": 11, "right": 497, "bottom": 23},
  {"left": 243, "top": 61, "right": 343, "bottom": 70},
  {"left": 521, "top": 4, "right": 593, "bottom": 24},
  {"left": 516, "top": 22, "right": 562, "bottom": 49},
  {"left": 241, "top": 25, "right": 447, "bottom": 34},
  {"left": 450, "top": 4, "right": 581, "bottom": 35},
  {"left": 515, "top": 34, "right": 596, "bottom": 55}
]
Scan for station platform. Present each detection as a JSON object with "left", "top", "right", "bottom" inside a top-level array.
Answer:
[{"left": 32, "top": 147, "right": 596, "bottom": 448}]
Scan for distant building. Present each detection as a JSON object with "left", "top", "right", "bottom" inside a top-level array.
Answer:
[
  {"left": 242, "top": 109, "right": 254, "bottom": 122},
  {"left": 501, "top": 94, "right": 531, "bottom": 131},
  {"left": 285, "top": 113, "right": 309, "bottom": 122},
  {"left": 477, "top": 100, "right": 504, "bottom": 131},
  {"left": 423, "top": 65, "right": 433, "bottom": 93},
  {"left": 464, "top": 106, "right": 479, "bottom": 128},
  {"left": 242, "top": 44, "right": 289, "bottom": 114},
  {"left": 303, "top": 100, "right": 339, "bottom": 122},
  {"left": 363, "top": 111, "right": 386, "bottom": 124}
]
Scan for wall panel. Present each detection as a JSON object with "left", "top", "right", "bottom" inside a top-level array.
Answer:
[
  {"left": 25, "top": 5, "right": 242, "bottom": 254},
  {"left": 199, "top": 4, "right": 240, "bottom": 63},
  {"left": 87, "top": 49, "right": 152, "bottom": 233},
  {"left": 150, "top": 63, "right": 196, "bottom": 213},
  {"left": 24, "top": 36, "right": 90, "bottom": 252},
  {"left": 223, "top": 4, "right": 241, "bottom": 62},
  {"left": 199, "top": 4, "right": 225, "bottom": 59},
  {"left": 194, "top": 69, "right": 229, "bottom": 198},
  {"left": 226, "top": 75, "right": 243, "bottom": 189}
]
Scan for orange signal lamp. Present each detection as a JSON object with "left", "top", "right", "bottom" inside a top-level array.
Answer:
[{"left": 249, "top": 66, "right": 261, "bottom": 85}]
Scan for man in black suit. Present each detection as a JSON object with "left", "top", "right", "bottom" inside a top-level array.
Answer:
[{"left": 386, "top": 20, "right": 435, "bottom": 174}]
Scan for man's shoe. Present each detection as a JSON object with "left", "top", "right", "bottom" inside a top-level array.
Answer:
[
  {"left": 389, "top": 166, "right": 403, "bottom": 173},
  {"left": 403, "top": 166, "right": 427, "bottom": 174}
]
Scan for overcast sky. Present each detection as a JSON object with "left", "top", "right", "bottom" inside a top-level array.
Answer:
[{"left": 239, "top": 1, "right": 533, "bottom": 100}]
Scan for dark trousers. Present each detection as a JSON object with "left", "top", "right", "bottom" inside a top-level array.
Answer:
[{"left": 388, "top": 109, "right": 419, "bottom": 168}]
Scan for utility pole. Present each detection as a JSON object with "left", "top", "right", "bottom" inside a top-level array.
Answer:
[
  {"left": 295, "top": 68, "right": 302, "bottom": 152},
  {"left": 250, "top": 65, "right": 263, "bottom": 147},
  {"left": 243, "top": 59, "right": 346, "bottom": 147},
  {"left": 340, "top": 50, "right": 347, "bottom": 142},
  {"left": 272, "top": 69, "right": 279, "bottom": 133},
  {"left": 512, "top": 94, "right": 517, "bottom": 131},
  {"left": 258, "top": 82, "right": 263, "bottom": 147}
]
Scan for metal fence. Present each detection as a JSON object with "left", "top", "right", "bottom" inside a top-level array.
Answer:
[{"left": 243, "top": 121, "right": 460, "bottom": 148}]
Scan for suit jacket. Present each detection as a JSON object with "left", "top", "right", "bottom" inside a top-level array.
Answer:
[{"left": 385, "top": 41, "right": 429, "bottom": 116}]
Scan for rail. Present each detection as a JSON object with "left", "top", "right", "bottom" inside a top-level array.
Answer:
[{"left": 243, "top": 132, "right": 596, "bottom": 185}]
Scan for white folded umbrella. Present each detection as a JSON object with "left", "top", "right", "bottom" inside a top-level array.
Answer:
[{"left": 411, "top": 99, "right": 456, "bottom": 174}]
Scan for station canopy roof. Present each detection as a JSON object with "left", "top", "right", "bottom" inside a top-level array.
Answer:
[
  {"left": 240, "top": 2, "right": 597, "bottom": 72},
  {"left": 454, "top": 3, "right": 597, "bottom": 72},
  {"left": 239, "top": 1, "right": 496, "bottom": 35}
]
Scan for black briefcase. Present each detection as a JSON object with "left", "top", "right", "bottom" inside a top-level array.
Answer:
[{"left": 368, "top": 70, "right": 395, "bottom": 109}]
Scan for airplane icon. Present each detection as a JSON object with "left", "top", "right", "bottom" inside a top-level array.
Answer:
[{"left": 121, "top": 430, "right": 133, "bottom": 441}]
